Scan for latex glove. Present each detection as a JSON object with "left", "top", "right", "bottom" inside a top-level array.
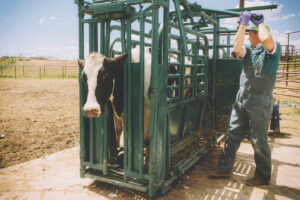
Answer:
[
  {"left": 239, "top": 11, "right": 252, "bottom": 25},
  {"left": 251, "top": 13, "right": 264, "bottom": 26}
]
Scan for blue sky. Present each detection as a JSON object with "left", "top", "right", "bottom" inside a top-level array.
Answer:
[{"left": 0, "top": 0, "right": 299, "bottom": 60}]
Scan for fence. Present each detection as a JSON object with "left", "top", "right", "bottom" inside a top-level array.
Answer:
[
  {"left": 274, "top": 54, "right": 300, "bottom": 98},
  {"left": 0, "top": 59, "right": 78, "bottom": 79}
]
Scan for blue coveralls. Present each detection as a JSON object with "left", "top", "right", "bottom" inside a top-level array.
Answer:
[{"left": 218, "top": 42, "right": 281, "bottom": 181}]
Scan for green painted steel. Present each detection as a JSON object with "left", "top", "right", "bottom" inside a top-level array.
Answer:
[{"left": 75, "top": 0, "right": 278, "bottom": 197}]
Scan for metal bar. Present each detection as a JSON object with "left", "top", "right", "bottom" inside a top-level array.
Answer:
[
  {"left": 173, "top": 0, "right": 189, "bottom": 55},
  {"left": 227, "top": 4, "right": 277, "bottom": 12},
  {"left": 120, "top": 18, "right": 128, "bottom": 179},
  {"left": 103, "top": 105, "right": 108, "bottom": 175},
  {"left": 89, "top": 119, "right": 94, "bottom": 165},
  {"left": 138, "top": 15, "right": 145, "bottom": 176},
  {"left": 279, "top": 62, "right": 300, "bottom": 65},
  {"left": 78, "top": 0, "right": 85, "bottom": 178},
  {"left": 161, "top": 145, "right": 212, "bottom": 194},
  {"left": 85, "top": 173, "right": 148, "bottom": 192},
  {"left": 100, "top": 22, "right": 105, "bottom": 54},
  {"left": 126, "top": 17, "right": 132, "bottom": 173},
  {"left": 148, "top": 5, "right": 159, "bottom": 196},
  {"left": 104, "top": 20, "right": 111, "bottom": 55},
  {"left": 273, "top": 93, "right": 300, "bottom": 98},
  {"left": 277, "top": 71, "right": 300, "bottom": 74},
  {"left": 276, "top": 80, "right": 300, "bottom": 83},
  {"left": 201, "top": 8, "right": 240, "bottom": 17},
  {"left": 211, "top": 14, "right": 219, "bottom": 144},
  {"left": 275, "top": 86, "right": 300, "bottom": 91}
]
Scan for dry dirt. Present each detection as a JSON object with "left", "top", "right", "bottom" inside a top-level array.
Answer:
[
  {"left": 0, "top": 79, "right": 79, "bottom": 168},
  {"left": 1, "top": 78, "right": 300, "bottom": 200}
]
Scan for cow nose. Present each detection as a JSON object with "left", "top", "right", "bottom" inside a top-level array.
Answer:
[{"left": 84, "top": 107, "right": 101, "bottom": 118}]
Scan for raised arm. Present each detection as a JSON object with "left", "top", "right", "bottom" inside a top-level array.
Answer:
[
  {"left": 258, "top": 23, "right": 274, "bottom": 52},
  {"left": 233, "top": 11, "right": 252, "bottom": 58},
  {"left": 233, "top": 25, "right": 247, "bottom": 57},
  {"left": 251, "top": 13, "right": 275, "bottom": 52}
]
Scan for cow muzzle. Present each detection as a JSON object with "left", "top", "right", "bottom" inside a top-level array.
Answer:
[{"left": 84, "top": 108, "right": 101, "bottom": 118}]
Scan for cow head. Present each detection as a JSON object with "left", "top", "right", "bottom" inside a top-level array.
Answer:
[{"left": 79, "top": 52, "right": 128, "bottom": 118}]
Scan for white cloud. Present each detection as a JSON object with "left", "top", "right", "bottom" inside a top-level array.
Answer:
[
  {"left": 281, "top": 14, "right": 295, "bottom": 20},
  {"left": 38, "top": 18, "right": 45, "bottom": 24},
  {"left": 50, "top": 16, "right": 56, "bottom": 20}
]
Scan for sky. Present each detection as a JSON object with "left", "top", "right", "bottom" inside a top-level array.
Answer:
[{"left": 0, "top": 0, "right": 299, "bottom": 60}]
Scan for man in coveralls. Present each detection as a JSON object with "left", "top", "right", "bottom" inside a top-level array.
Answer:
[{"left": 209, "top": 11, "right": 281, "bottom": 186}]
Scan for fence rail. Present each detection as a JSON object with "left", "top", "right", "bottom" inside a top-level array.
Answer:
[
  {"left": 0, "top": 65, "right": 78, "bottom": 79},
  {"left": 274, "top": 57, "right": 300, "bottom": 98}
]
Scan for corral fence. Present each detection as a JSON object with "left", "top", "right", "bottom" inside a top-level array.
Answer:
[
  {"left": 0, "top": 58, "right": 78, "bottom": 79},
  {"left": 275, "top": 45, "right": 300, "bottom": 98}
]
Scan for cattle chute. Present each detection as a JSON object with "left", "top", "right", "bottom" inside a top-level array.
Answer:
[{"left": 75, "top": 0, "right": 277, "bottom": 196}]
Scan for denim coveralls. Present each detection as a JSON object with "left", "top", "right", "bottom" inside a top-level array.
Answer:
[{"left": 218, "top": 42, "right": 281, "bottom": 181}]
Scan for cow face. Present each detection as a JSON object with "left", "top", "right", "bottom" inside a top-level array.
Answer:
[{"left": 79, "top": 52, "right": 127, "bottom": 118}]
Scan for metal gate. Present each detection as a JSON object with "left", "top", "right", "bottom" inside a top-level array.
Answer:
[{"left": 75, "top": 0, "right": 277, "bottom": 196}]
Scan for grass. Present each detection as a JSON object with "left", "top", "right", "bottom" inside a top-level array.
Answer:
[
  {"left": 0, "top": 57, "right": 18, "bottom": 66},
  {"left": 0, "top": 65, "right": 78, "bottom": 79},
  {"left": 280, "top": 107, "right": 300, "bottom": 116},
  {"left": 293, "top": 108, "right": 300, "bottom": 116}
]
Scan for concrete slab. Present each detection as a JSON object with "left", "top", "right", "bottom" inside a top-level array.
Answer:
[{"left": 1, "top": 135, "right": 300, "bottom": 200}]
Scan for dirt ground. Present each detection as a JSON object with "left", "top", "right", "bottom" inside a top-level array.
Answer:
[
  {"left": 0, "top": 79, "right": 79, "bottom": 168},
  {"left": 1, "top": 78, "right": 300, "bottom": 200}
]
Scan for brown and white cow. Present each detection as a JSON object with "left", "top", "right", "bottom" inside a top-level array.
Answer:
[{"left": 78, "top": 47, "right": 152, "bottom": 166}]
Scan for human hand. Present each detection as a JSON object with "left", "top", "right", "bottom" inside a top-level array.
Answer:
[
  {"left": 251, "top": 13, "right": 264, "bottom": 26},
  {"left": 239, "top": 11, "right": 252, "bottom": 25}
]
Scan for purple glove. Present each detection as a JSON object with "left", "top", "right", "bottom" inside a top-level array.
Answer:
[
  {"left": 240, "top": 11, "right": 252, "bottom": 25},
  {"left": 251, "top": 13, "right": 264, "bottom": 26}
]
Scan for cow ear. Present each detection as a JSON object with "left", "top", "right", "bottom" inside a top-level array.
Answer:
[
  {"left": 78, "top": 59, "right": 85, "bottom": 68},
  {"left": 113, "top": 53, "right": 128, "bottom": 64}
]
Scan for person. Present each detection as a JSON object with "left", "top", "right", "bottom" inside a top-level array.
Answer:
[{"left": 209, "top": 11, "right": 281, "bottom": 186}]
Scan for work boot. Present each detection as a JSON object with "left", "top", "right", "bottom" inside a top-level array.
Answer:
[
  {"left": 208, "top": 168, "right": 231, "bottom": 178},
  {"left": 246, "top": 177, "right": 269, "bottom": 186}
]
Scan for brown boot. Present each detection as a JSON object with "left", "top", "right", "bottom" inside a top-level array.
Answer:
[
  {"left": 246, "top": 177, "right": 269, "bottom": 186},
  {"left": 209, "top": 168, "right": 231, "bottom": 178}
]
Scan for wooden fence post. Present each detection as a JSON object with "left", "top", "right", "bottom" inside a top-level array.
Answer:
[{"left": 39, "top": 66, "right": 41, "bottom": 79}]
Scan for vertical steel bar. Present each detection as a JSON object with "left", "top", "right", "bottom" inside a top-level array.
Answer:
[
  {"left": 173, "top": 0, "right": 188, "bottom": 55},
  {"left": 78, "top": 1, "right": 85, "bottom": 177},
  {"left": 161, "top": 4, "right": 169, "bottom": 181},
  {"left": 227, "top": 33, "right": 231, "bottom": 57},
  {"left": 100, "top": 22, "right": 105, "bottom": 54},
  {"left": 90, "top": 119, "right": 94, "bottom": 164},
  {"left": 120, "top": 19, "right": 128, "bottom": 178},
  {"left": 126, "top": 17, "right": 132, "bottom": 173},
  {"left": 149, "top": 5, "right": 159, "bottom": 197},
  {"left": 212, "top": 14, "right": 219, "bottom": 143},
  {"left": 104, "top": 20, "right": 111, "bottom": 55},
  {"left": 139, "top": 15, "right": 145, "bottom": 176}
]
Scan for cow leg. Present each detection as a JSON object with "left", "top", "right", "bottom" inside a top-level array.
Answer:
[{"left": 144, "top": 107, "right": 150, "bottom": 170}]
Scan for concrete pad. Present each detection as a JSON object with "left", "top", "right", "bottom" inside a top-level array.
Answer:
[{"left": 0, "top": 147, "right": 108, "bottom": 200}]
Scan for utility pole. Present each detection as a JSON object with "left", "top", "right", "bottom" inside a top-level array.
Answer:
[
  {"left": 285, "top": 30, "right": 300, "bottom": 86},
  {"left": 239, "top": 0, "right": 244, "bottom": 8}
]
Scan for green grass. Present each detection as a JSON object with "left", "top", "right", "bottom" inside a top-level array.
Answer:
[
  {"left": 293, "top": 108, "right": 300, "bottom": 116},
  {"left": 280, "top": 108, "right": 300, "bottom": 116},
  {"left": 0, "top": 65, "right": 78, "bottom": 79}
]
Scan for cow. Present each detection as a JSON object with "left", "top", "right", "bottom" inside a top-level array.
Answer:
[{"left": 78, "top": 47, "right": 152, "bottom": 167}]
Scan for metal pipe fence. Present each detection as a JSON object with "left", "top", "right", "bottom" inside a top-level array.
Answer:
[{"left": 275, "top": 59, "right": 300, "bottom": 98}]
